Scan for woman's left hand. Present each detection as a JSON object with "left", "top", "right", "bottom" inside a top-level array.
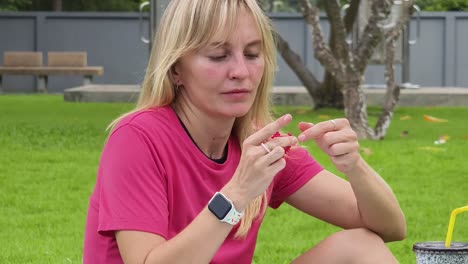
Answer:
[{"left": 297, "top": 118, "right": 361, "bottom": 173}]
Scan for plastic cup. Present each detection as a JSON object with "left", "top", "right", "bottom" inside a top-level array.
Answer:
[
  {"left": 413, "top": 206, "right": 468, "bottom": 264},
  {"left": 413, "top": 241, "right": 468, "bottom": 264}
]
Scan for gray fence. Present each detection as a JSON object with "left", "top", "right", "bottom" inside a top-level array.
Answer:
[{"left": 1, "top": 11, "right": 467, "bottom": 93}]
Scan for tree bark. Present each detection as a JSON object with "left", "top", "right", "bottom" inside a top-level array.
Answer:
[
  {"left": 273, "top": 31, "right": 322, "bottom": 99},
  {"left": 279, "top": 0, "right": 411, "bottom": 140},
  {"left": 324, "top": 0, "right": 351, "bottom": 66},
  {"left": 342, "top": 74, "right": 374, "bottom": 138},
  {"left": 269, "top": 0, "right": 274, "bottom": 12},
  {"left": 301, "top": 0, "right": 378, "bottom": 137},
  {"left": 373, "top": 0, "right": 414, "bottom": 139},
  {"left": 373, "top": 38, "right": 399, "bottom": 139},
  {"left": 318, "top": 0, "right": 360, "bottom": 108},
  {"left": 298, "top": 0, "right": 345, "bottom": 84},
  {"left": 353, "top": 0, "right": 392, "bottom": 74},
  {"left": 53, "top": 0, "right": 62, "bottom": 11},
  {"left": 344, "top": 0, "right": 361, "bottom": 33},
  {"left": 272, "top": 0, "right": 362, "bottom": 109},
  {"left": 316, "top": 75, "right": 343, "bottom": 108}
]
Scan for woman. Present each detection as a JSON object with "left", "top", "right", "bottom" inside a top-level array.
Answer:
[{"left": 83, "top": 0, "right": 406, "bottom": 263}]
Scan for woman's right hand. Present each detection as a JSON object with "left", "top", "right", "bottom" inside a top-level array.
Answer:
[{"left": 222, "top": 114, "right": 298, "bottom": 211}]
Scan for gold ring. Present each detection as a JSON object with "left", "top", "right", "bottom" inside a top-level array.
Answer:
[
  {"left": 330, "top": 119, "right": 337, "bottom": 130},
  {"left": 261, "top": 143, "right": 271, "bottom": 154}
]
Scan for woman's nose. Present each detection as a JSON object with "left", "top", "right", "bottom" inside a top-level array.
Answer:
[{"left": 228, "top": 55, "right": 249, "bottom": 80}]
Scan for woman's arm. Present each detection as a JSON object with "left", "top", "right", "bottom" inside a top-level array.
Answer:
[
  {"left": 344, "top": 156, "right": 406, "bottom": 241},
  {"left": 287, "top": 119, "right": 406, "bottom": 242},
  {"left": 116, "top": 206, "right": 235, "bottom": 264},
  {"left": 116, "top": 114, "right": 298, "bottom": 263}
]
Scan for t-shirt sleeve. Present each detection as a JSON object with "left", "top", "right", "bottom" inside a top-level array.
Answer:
[
  {"left": 269, "top": 147, "right": 324, "bottom": 209},
  {"left": 97, "top": 124, "right": 169, "bottom": 239}
]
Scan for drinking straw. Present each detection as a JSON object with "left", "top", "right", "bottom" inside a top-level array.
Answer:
[{"left": 445, "top": 205, "right": 468, "bottom": 248}]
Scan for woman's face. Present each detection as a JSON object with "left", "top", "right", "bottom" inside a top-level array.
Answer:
[{"left": 173, "top": 9, "right": 265, "bottom": 119}]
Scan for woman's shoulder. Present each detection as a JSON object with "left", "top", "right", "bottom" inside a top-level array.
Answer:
[
  {"left": 102, "top": 105, "right": 180, "bottom": 155},
  {"left": 113, "top": 105, "right": 176, "bottom": 134}
]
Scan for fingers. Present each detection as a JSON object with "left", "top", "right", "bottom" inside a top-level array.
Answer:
[
  {"left": 246, "top": 114, "right": 292, "bottom": 146},
  {"left": 263, "top": 146, "right": 286, "bottom": 164},
  {"left": 259, "top": 136, "right": 297, "bottom": 161},
  {"left": 254, "top": 136, "right": 296, "bottom": 174},
  {"left": 330, "top": 152, "right": 361, "bottom": 172},
  {"left": 260, "top": 143, "right": 271, "bottom": 154},
  {"left": 298, "top": 121, "right": 313, "bottom": 132},
  {"left": 297, "top": 117, "right": 361, "bottom": 173},
  {"left": 246, "top": 137, "right": 293, "bottom": 164},
  {"left": 267, "top": 157, "right": 286, "bottom": 174},
  {"left": 268, "top": 136, "right": 298, "bottom": 150},
  {"left": 298, "top": 118, "right": 348, "bottom": 142},
  {"left": 321, "top": 130, "right": 358, "bottom": 147},
  {"left": 326, "top": 141, "right": 359, "bottom": 157}
]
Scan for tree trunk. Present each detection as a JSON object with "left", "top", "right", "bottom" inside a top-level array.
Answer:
[
  {"left": 342, "top": 74, "right": 374, "bottom": 139},
  {"left": 53, "top": 0, "right": 62, "bottom": 11},
  {"left": 374, "top": 37, "right": 399, "bottom": 139},
  {"left": 273, "top": 31, "right": 322, "bottom": 100},
  {"left": 269, "top": 0, "right": 274, "bottom": 12},
  {"left": 314, "top": 0, "right": 360, "bottom": 109},
  {"left": 373, "top": 0, "right": 414, "bottom": 139},
  {"left": 316, "top": 73, "right": 343, "bottom": 108},
  {"left": 291, "top": 0, "right": 413, "bottom": 140},
  {"left": 275, "top": 0, "right": 360, "bottom": 109}
]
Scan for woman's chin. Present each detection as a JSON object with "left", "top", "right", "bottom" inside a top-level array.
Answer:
[{"left": 225, "top": 105, "right": 252, "bottom": 118}]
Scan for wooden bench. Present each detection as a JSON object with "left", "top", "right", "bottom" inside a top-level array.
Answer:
[{"left": 0, "top": 51, "right": 104, "bottom": 93}]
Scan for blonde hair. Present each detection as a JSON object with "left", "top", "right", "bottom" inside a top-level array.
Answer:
[{"left": 108, "top": 0, "right": 277, "bottom": 238}]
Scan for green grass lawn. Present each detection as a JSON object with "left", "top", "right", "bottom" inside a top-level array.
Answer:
[{"left": 0, "top": 95, "right": 467, "bottom": 263}]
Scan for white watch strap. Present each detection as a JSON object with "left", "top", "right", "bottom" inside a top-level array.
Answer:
[
  {"left": 218, "top": 192, "right": 244, "bottom": 225},
  {"left": 222, "top": 205, "right": 244, "bottom": 225}
]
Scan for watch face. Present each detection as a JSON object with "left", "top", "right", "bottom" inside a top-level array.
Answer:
[{"left": 208, "top": 193, "right": 232, "bottom": 220}]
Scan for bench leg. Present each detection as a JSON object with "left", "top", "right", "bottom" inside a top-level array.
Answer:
[
  {"left": 0, "top": 75, "right": 3, "bottom": 93},
  {"left": 83, "top": 76, "right": 93, "bottom": 86},
  {"left": 37, "top": 75, "right": 48, "bottom": 93}
]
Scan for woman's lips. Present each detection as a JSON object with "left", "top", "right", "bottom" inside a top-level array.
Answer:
[{"left": 221, "top": 89, "right": 251, "bottom": 100}]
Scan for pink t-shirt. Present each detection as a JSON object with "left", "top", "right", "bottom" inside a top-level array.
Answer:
[{"left": 83, "top": 106, "right": 323, "bottom": 264}]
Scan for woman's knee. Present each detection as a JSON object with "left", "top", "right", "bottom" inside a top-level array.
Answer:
[
  {"left": 292, "top": 228, "right": 398, "bottom": 264},
  {"left": 329, "top": 228, "right": 383, "bottom": 248},
  {"left": 323, "top": 228, "right": 397, "bottom": 263}
]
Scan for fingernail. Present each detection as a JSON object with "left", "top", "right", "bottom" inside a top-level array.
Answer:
[
  {"left": 298, "top": 134, "right": 305, "bottom": 141},
  {"left": 283, "top": 114, "right": 291, "bottom": 121}
]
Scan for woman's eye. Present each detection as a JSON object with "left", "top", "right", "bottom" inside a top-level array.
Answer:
[
  {"left": 245, "top": 53, "right": 259, "bottom": 59},
  {"left": 209, "top": 55, "right": 227, "bottom": 61}
]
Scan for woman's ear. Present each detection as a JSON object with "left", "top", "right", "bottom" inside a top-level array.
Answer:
[{"left": 170, "top": 64, "right": 181, "bottom": 85}]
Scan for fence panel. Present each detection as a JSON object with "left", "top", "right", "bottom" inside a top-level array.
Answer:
[{"left": 0, "top": 12, "right": 467, "bottom": 92}]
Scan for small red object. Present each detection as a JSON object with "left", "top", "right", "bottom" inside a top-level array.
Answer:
[{"left": 271, "top": 132, "right": 293, "bottom": 153}]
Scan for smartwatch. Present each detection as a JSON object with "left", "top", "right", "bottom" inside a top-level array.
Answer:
[{"left": 208, "top": 192, "right": 244, "bottom": 225}]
